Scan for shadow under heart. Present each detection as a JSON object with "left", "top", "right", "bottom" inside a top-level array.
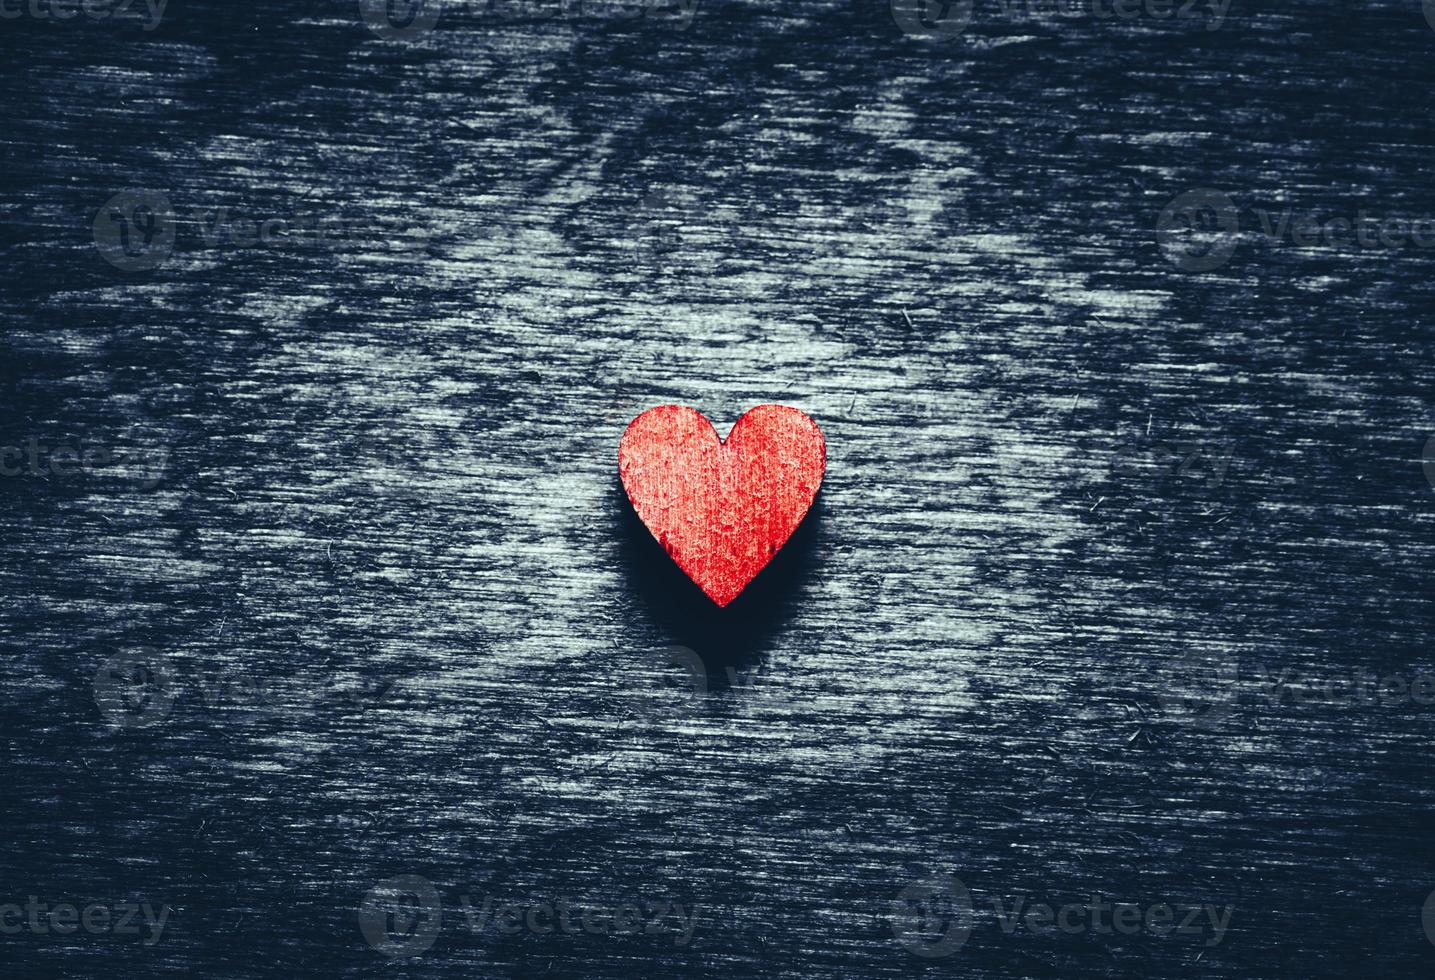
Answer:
[{"left": 613, "top": 478, "right": 825, "bottom": 686}]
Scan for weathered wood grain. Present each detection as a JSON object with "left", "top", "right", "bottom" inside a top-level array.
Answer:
[{"left": 2, "top": 0, "right": 1434, "bottom": 977}]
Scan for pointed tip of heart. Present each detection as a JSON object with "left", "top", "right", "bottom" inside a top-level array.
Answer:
[
  {"left": 704, "top": 584, "right": 743, "bottom": 609},
  {"left": 656, "top": 537, "right": 747, "bottom": 609}
]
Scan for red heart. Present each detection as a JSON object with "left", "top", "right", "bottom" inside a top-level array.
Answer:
[{"left": 619, "top": 405, "right": 826, "bottom": 607}]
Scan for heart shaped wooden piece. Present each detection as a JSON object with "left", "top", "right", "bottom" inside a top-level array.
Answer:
[{"left": 619, "top": 405, "right": 826, "bottom": 608}]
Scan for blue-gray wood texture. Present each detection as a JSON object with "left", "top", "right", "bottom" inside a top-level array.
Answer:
[{"left": 2, "top": 0, "right": 1434, "bottom": 976}]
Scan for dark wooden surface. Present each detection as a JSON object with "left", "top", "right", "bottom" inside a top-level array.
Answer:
[{"left": 3, "top": 0, "right": 1435, "bottom": 976}]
